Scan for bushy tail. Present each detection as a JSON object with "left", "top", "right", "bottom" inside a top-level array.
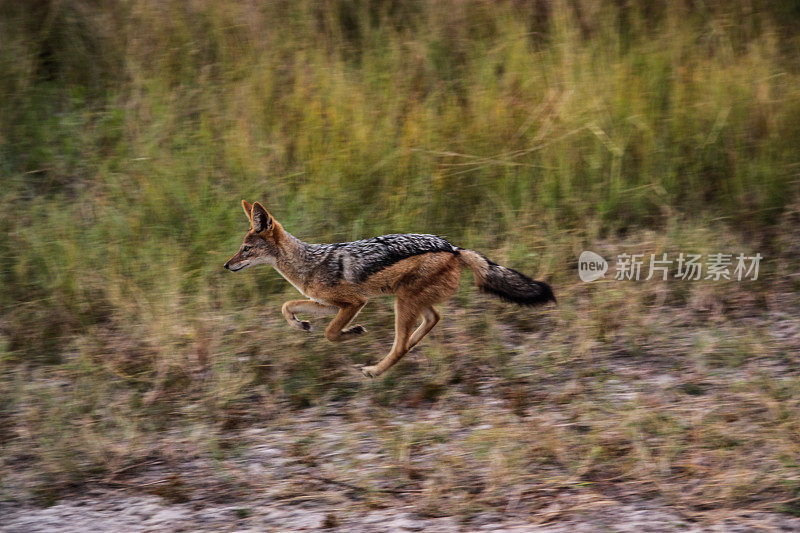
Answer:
[{"left": 458, "top": 249, "right": 555, "bottom": 306}]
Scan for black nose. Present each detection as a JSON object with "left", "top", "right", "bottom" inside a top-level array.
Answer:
[{"left": 223, "top": 261, "right": 230, "bottom": 270}]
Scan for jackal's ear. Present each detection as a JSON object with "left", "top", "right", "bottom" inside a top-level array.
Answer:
[
  {"left": 242, "top": 200, "right": 254, "bottom": 222},
  {"left": 251, "top": 202, "right": 273, "bottom": 233}
]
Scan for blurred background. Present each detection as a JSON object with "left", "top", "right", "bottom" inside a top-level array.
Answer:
[{"left": 2, "top": 0, "right": 800, "bottom": 528}]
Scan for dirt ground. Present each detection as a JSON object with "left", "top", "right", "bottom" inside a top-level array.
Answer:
[
  {"left": 4, "top": 492, "right": 800, "bottom": 532},
  {"left": 4, "top": 393, "right": 800, "bottom": 532}
]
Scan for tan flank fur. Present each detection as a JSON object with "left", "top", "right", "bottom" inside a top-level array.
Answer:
[{"left": 225, "top": 201, "right": 555, "bottom": 378}]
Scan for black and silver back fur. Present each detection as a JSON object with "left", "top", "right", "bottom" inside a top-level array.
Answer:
[{"left": 305, "top": 233, "right": 459, "bottom": 284}]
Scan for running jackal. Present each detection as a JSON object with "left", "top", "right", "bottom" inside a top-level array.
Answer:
[{"left": 225, "top": 201, "right": 555, "bottom": 377}]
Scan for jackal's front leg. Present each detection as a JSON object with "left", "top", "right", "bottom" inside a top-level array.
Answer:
[
  {"left": 324, "top": 300, "right": 367, "bottom": 341},
  {"left": 281, "top": 300, "right": 337, "bottom": 331}
]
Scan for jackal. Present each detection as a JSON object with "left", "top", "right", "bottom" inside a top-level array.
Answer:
[{"left": 225, "top": 201, "right": 555, "bottom": 377}]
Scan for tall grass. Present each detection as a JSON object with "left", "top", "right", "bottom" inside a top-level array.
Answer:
[
  {"left": 1, "top": 0, "right": 800, "bottom": 507},
  {"left": 1, "top": 0, "right": 798, "bottom": 361}
]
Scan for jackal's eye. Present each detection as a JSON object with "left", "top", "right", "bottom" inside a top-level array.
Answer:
[{"left": 242, "top": 245, "right": 252, "bottom": 252}]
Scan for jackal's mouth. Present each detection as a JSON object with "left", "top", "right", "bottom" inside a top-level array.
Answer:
[{"left": 224, "top": 260, "right": 249, "bottom": 272}]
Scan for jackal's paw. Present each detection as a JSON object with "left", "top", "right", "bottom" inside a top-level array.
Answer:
[
  {"left": 360, "top": 365, "right": 381, "bottom": 378},
  {"left": 291, "top": 320, "right": 312, "bottom": 331},
  {"left": 344, "top": 324, "right": 366, "bottom": 335}
]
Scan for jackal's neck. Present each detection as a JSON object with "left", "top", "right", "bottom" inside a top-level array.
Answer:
[{"left": 272, "top": 228, "right": 313, "bottom": 286}]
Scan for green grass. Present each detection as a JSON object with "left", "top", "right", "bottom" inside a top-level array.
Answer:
[
  {"left": 2, "top": 0, "right": 800, "bottom": 517},
  {"left": 2, "top": 0, "right": 799, "bottom": 362}
]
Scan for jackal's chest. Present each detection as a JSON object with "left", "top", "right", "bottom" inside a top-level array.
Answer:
[
  {"left": 274, "top": 268, "right": 336, "bottom": 305},
  {"left": 274, "top": 269, "right": 311, "bottom": 299}
]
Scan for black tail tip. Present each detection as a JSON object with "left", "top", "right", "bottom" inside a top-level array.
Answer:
[
  {"left": 480, "top": 278, "right": 556, "bottom": 307},
  {"left": 539, "top": 281, "right": 556, "bottom": 305}
]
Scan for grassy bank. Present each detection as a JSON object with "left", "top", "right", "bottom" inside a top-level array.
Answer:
[{"left": 2, "top": 0, "right": 800, "bottom": 517}]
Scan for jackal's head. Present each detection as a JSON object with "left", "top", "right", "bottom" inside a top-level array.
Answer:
[{"left": 224, "top": 200, "right": 282, "bottom": 271}]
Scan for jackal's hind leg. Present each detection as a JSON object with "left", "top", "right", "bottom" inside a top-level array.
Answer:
[
  {"left": 361, "top": 256, "right": 460, "bottom": 378},
  {"left": 282, "top": 300, "right": 337, "bottom": 332},
  {"left": 361, "top": 298, "right": 419, "bottom": 378},
  {"left": 408, "top": 306, "right": 440, "bottom": 349}
]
